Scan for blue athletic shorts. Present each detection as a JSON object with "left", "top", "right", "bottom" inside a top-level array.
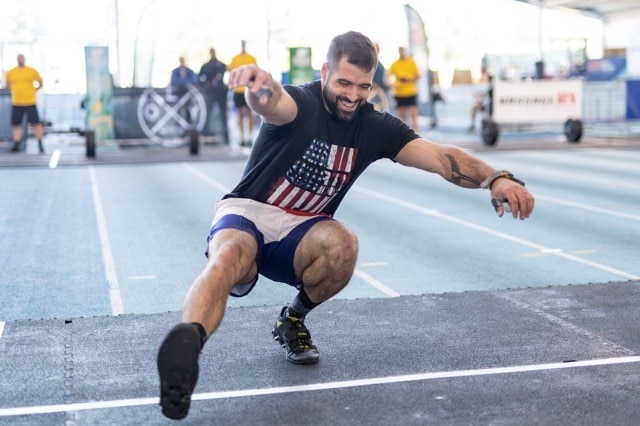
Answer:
[{"left": 205, "top": 198, "right": 331, "bottom": 297}]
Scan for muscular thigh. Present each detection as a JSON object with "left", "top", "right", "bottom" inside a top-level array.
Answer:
[
  {"left": 293, "top": 220, "right": 358, "bottom": 280},
  {"left": 207, "top": 227, "right": 259, "bottom": 286}
]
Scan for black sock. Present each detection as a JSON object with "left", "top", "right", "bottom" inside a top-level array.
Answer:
[
  {"left": 286, "top": 288, "right": 319, "bottom": 319},
  {"left": 190, "top": 322, "right": 208, "bottom": 347}
]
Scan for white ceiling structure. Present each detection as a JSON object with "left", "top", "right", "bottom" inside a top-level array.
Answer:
[
  {"left": 518, "top": 0, "right": 640, "bottom": 21},
  {"left": 517, "top": 0, "right": 640, "bottom": 53}
]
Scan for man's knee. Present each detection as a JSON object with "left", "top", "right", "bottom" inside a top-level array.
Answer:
[
  {"left": 207, "top": 230, "right": 258, "bottom": 284},
  {"left": 325, "top": 227, "right": 358, "bottom": 272},
  {"left": 297, "top": 222, "right": 359, "bottom": 281}
]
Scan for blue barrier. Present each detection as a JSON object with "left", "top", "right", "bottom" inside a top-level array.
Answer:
[{"left": 626, "top": 80, "right": 640, "bottom": 120}]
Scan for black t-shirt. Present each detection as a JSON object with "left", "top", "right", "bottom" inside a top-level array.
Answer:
[
  {"left": 227, "top": 80, "right": 418, "bottom": 216},
  {"left": 199, "top": 59, "right": 227, "bottom": 87}
]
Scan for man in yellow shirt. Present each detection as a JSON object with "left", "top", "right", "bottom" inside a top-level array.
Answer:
[
  {"left": 388, "top": 46, "right": 420, "bottom": 132},
  {"left": 5, "top": 53, "right": 45, "bottom": 153},
  {"left": 228, "top": 40, "right": 257, "bottom": 146}
]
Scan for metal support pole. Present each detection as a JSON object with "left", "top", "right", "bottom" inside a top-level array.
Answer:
[
  {"left": 189, "top": 129, "right": 199, "bottom": 155},
  {"left": 85, "top": 130, "right": 96, "bottom": 158}
]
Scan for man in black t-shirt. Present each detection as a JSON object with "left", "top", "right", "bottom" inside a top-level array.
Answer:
[
  {"left": 157, "top": 31, "right": 535, "bottom": 420},
  {"left": 199, "top": 48, "right": 227, "bottom": 88}
]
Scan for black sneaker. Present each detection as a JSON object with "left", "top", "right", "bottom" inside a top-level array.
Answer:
[
  {"left": 157, "top": 323, "right": 202, "bottom": 420},
  {"left": 272, "top": 306, "right": 320, "bottom": 364}
]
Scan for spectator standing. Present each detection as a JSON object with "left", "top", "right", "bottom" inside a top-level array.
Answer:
[
  {"left": 199, "top": 48, "right": 227, "bottom": 88},
  {"left": 170, "top": 57, "right": 198, "bottom": 87},
  {"left": 369, "top": 42, "right": 390, "bottom": 112},
  {"left": 469, "top": 74, "right": 494, "bottom": 132},
  {"left": 228, "top": 40, "right": 257, "bottom": 146},
  {"left": 388, "top": 46, "right": 420, "bottom": 132},
  {"left": 199, "top": 48, "right": 229, "bottom": 141},
  {"left": 372, "top": 43, "right": 389, "bottom": 93},
  {"left": 5, "top": 53, "right": 44, "bottom": 153}
]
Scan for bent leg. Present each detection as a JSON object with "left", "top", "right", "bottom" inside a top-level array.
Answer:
[
  {"left": 272, "top": 219, "right": 358, "bottom": 364},
  {"left": 293, "top": 219, "right": 359, "bottom": 303}
]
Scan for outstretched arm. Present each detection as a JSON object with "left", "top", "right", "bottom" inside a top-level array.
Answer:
[
  {"left": 227, "top": 64, "right": 297, "bottom": 126},
  {"left": 395, "top": 138, "right": 535, "bottom": 220}
]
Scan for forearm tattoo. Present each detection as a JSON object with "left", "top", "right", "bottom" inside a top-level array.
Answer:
[{"left": 445, "top": 154, "right": 481, "bottom": 187}]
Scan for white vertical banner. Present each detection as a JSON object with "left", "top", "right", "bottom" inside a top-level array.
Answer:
[
  {"left": 627, "top": 32, "right": 640, "bottom": 78},
  {"left": 403, "top": 4, "right": 432, "bottom": 117}
]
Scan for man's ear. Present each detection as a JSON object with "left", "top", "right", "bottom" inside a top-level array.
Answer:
[{"left": 321, "top": 63, "right": 328, "bottom": 82}]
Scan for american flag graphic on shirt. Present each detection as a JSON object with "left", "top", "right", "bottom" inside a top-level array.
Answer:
[{"left": 266, "top": 138, "right": 357, "bottom": 213}]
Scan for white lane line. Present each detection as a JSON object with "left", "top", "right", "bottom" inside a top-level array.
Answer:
[
  {"left": 0, "top": 321, "right": 4, "bottom": 339},
  {"left": 48, "top": 149, "right": 61, "bottom": 169},
  {"left": 354, "top": 268, "right": 400, "bottom": 297},
  {"left": 181, "top": 164, "right": 401, "bottom": 296},
  {"left": 355, "top": 186, "right": 640, "bottom": 280},
  {"left": 506, "top": 151, "right": 640, "bottom": 173},
  {"left": 89, "top": 166, "right": 124, "bottom": 315},
  {"left": 1, "top": 356, "right": 639, "bottom": 417},
  {"left": 491, "top": 163, "right": 640, "bottom": 190},
  {"left": 534, "top": 193, "right": 640, "bottom": 221},
  {"left": 181, "top": 162, "right": 230, "bottom": 193},
  {"left": 127, "top": 275, "right": 157, "bottom": 280},
  {"left": 360, "top": 262, "right": 388, "bottom": 267}
]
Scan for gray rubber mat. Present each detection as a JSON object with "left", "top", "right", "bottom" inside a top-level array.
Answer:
[{"left": 1, "top": 280, "right": 638, "bottom": 425}]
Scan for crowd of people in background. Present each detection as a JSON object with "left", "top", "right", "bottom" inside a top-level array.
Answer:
[
  {"left": 168, "top": 40, "right": 257, "bottom": 147},
  {"left": 3, "top": 40, "right": 492, "bottom": 153},
  {"left": 164, "top": 40, "right": 432, "bottom": 148}
]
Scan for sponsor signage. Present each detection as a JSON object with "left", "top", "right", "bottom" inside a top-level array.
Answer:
[
  {"left": 626, "top": 80, "right": 640, "bottom": 120},
  {"left": 494, "top": 80, "right": 583, "bottom": 123},
  {"left": 84, "top": 46, "right": 114, "bottom": 140},
  {"left": 289, "top": 47, "right": 314, "bottom": 85}
]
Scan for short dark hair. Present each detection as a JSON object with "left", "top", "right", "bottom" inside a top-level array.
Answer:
[{"left": 326, "top": 31, "right": 377, "bottom": 73}]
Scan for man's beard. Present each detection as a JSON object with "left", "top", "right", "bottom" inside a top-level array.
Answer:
[{"left": 322, "top": 84, "right": 363, "bottom": 121}]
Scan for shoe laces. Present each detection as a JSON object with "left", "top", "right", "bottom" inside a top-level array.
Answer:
[{"left": 284, "top": 316, "right": 315, "bottom": 351}]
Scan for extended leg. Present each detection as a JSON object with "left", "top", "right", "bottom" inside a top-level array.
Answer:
[{"left": 157, "top": 229, "right": 257, "bottom": 419}]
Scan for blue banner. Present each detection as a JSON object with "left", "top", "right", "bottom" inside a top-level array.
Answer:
[
  {"left": 585, "top": 57, "right": 626, "bottom": 81},
  {"left": 626, "top": 80, "right": 640, "bottom": 120}
]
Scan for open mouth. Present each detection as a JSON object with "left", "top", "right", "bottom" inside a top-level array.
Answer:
[{"left": 339, "top": 98, "right": 358, "bottom": 111}]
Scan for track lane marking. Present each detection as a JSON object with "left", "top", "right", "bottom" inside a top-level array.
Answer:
[
  {"left": 505, "top": 150, "right": 640, "bottom": 173},
  {"left": 1, "top": 356, "right": 638, "bottom": 417},
  {"left": 48, "top": 149, "right": 61, "bottom": 169},
  {"left": 89, "top": 166, "right": 124, "bottom": 315},
  {"left": 533, "top": 193, "right": 640, "bottom": 221},
  {"left": 353, "top": 268, "right": 400, "bottom": 297},
  {"left": 181, "top": 162, "right": 230, "bottom": 193},
  {"left": 354, "top": 186, "right": 639, "bottom": 280},
  {"left": 485, "top": 163, "right": 640, "bottom": 190}
]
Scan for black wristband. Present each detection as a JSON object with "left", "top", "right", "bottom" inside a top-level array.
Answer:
[{"left": 480, "top": 170, "right": 525, "bottom": 190}]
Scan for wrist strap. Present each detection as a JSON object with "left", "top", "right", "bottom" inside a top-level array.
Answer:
[{"left": 480, "top": 170, "right": 525, "bottom": 190}]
